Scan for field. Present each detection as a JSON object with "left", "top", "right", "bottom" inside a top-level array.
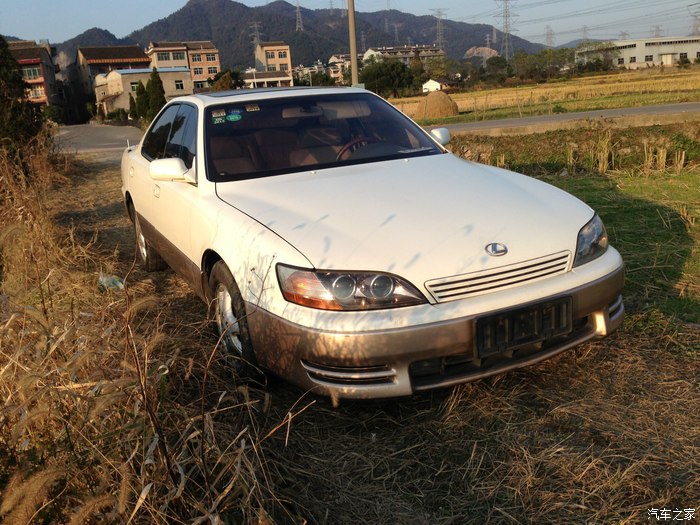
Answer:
[
  {"left": 0, "top": 119, "right": 699, "bottom": 522},
  {"left": 395, "top": 67, "right": 700, "bottom": 123}
]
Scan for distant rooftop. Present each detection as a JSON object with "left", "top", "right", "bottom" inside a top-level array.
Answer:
[{"left": 79, "top": 45, "right": 149, "bottom": 62}]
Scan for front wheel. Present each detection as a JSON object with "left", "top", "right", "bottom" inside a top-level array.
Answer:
[
  {"left": 209, "top": 261, "right": 257, "bottom": 374},
  {"left": 131, "top": 205, "right": 166, "bottom": 271}
]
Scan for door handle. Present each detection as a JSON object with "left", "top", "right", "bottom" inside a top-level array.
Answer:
[
  {"left": 153, "top": 185, "right": 160, "bottom": 198},
  {"left": 129, "top": 167, "right": 134, "bottom": 177}
]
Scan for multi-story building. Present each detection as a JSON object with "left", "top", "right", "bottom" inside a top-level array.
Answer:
[
  {"left": 576, "top": 36, "right": 700, "bottom": 69},
  {"left": 145, "top": 41, "right": 221, "bottom": 90},
  {"left": 363, "top": 45, "right": 446, "bottom": 66},
  {"left": 327, "top": 53, "right": 363, "bottom": 84},
  {"left": 94, "top": 67, "right": 194, "bottom": 115},
  {"left": 8, "top": 40, "right": 60, "bottom": 105},
  {"left": 255, "top": 42, "right": 293, "bottom": 75},
  {"left": 77, "top": 45, "right": 150, "bottom": 96}
]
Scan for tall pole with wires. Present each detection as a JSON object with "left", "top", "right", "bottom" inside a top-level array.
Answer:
[
  {"left": 348, "top": 0, "right": 359, "bottom": 85},
  {"left": 495, "top": 0, "right": 515, "bottom": 62}
]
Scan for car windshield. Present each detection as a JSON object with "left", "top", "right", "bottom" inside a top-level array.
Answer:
[{"left": 204, "top": 91, "right": 443, "bottom": 182}]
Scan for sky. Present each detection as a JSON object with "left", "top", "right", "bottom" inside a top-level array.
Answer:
[{"left": 1, "top": 0, "right": 698, "bottom": 46}]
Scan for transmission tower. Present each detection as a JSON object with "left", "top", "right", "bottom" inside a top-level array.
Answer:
[
  {"left": 430, "top": 9, "right": 447, "bottom": 50},
  {"left": 651, "top": 25, "right": 664, "bottom": 38},
  {"left": 619, "top": 31, "right": 630, "bottom": 41},
  {"left": 492, "top": 26, "right": 497, "bottom": 44},
  {"left": 484, "top": 33, "right": 491, "bottom": 68},
  {"left": 581, "top": 25, "right": 589, "bottom": 41},
  {"left": 296, "top": 0, "right": 304, "bottom": 32},
  {"left": 689, "top": 7, "right": 700, "bottom": 35},
  {"left": 361, "top": 30, "right": 367, "bottom": 52},
  {"left": 394, "top": 24, "right": 400, "bottom": 45},
  {"left": 495, "top": 0, "right": 516, "bottom": 62},
  {"left": 544, "top": 25, "right": 555, "bottom": 47},
  {"left": 330, "top": 0, "right": 333, "bottom": 8},
  {"left": 250, "top": 21, "right": 262, "bottom": 46}
]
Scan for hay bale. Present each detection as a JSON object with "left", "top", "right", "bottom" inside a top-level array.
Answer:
[{"left": 414, "top": 90, "right": 458, "bottom": 120}]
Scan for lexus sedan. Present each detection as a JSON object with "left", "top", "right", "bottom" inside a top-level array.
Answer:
[{"left": 121, "top": 87, "right": 624, "bottom": 399}]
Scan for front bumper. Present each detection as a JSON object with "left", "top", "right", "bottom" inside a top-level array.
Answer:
[{"left": 246, "top": 264, "right": 625, "bottom": 399}]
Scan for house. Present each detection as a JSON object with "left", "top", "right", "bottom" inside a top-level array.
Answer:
[
  {"left": 422, "top": 78, "right": 457, "bottom": 93},
  {"left": 576, "top": 36, "right": 700, "bottom": 69},
  {"left": 77, "top": 45, "right": 150, "bottom": 96},
  {"left": 242, "top": 69, "right": 294, "bottom": 89},
  {"left": 145, "top": 41, "right": 221, "bottom": 90},
  {"left": 254, "top": 42, "right": 293, "bottom": 81},
  {"left": 363, "top": 45, "right": 446, "bottom": 66},
  {"left": 95, "top": 67, "right": 193, "bottom": 115},
  {"left": 8, "top": 40, "right": 60, "bottom": 106},
  {"left": 327, "top": 53, "right": 362, "bottom": 84}
]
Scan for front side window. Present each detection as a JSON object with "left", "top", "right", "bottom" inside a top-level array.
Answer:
[
  {"left": 194, "top": 81, "right": 205, "bottom": 89},
  {"left": 173, "top": 51, "right": 186, "bottom": 61},
  {"left": 645, "top": 55, "right": 653, "bottom": 61},
  {"left": 204, "top": 93, "right": 442, "bottom": 182},
  {"left": 267, "top": 65, "right": 277, "bottom": 72},
  {"left": 175, "top": 80, "right": 184, "bottom": 90},
  {"left": 194, "top": 67, "right": 204, "bottom": 75},
  {"left": 208, "top": 66, "right": 218, "bottom": 75},
  {"left": 617, "top": 57, "right": 624, "bottom": 65},
  {"left": 191, "top": 54, "right": 202, "bottom": 62},
  {"left": 141, "top": 104, "right": 180, "bottom": 161},
  {"left": 130, "top": 82, "right": 138, "bottom": 92},
  {"left": 28, "top": 85, "right": 45, "bottom": 98},
  {"left": 680, "top": 52, "right": 688, "bottom": 60},
  {"left": 206, "top": 53, "right": 217, "bottom": 61},
  {"left": 165, "top": 104, "right": 198, "bottom": 169},
  {"left": 280, "top": 64, "right": 289, "bottom": 72},
  {"left": 278, "top": 51, "right": 288, "bottom": 59},
  {"left": 157, "top": 52, "right": 170, "bottom": 61},
  {"left": 266, "top": 51, "right": 275, "bottom": 60}
]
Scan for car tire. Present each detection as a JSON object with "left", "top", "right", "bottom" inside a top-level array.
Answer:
[
  {"left": 131, "top": 205, "right": 167, "bottom": 272},
  {"left": 209, "top": 261, "right": 259, "bottom": 376}
]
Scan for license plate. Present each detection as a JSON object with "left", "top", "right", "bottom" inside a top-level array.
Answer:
[{"left": 476, "top": 297, "right": 572, "bottom": 358}]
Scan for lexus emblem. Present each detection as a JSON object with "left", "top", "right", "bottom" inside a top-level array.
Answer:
[{"left": 485, "top": 242, "right": 508, "bottom": 257}]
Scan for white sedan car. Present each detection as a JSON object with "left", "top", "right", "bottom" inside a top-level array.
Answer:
[{"left": 121, "top": 87, "right": 624, "bottom": 399}]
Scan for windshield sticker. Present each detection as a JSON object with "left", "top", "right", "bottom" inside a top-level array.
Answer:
[
  {"left": 226, "top": 110, "right": 243, "bottom": 122},
  {"left": 245, "top": 104, "right": 260, "bottom": 112},
  {"left": 211, "top": 109, "right": 227, "bottom": 125}
]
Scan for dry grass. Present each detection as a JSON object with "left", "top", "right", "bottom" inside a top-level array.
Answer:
[
  {"left": 1, "top": 122, "right": 698, "bottom": 524},
  {"left": 395, "top": 67, "right": 700, "bottom": 120},
  {"left": 0, "top": 134, "right": 285, "bottom": 523}
]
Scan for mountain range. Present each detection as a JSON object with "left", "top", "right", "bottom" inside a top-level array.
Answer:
[{"left": 32, "top": 0, "right": 547, "bottom": 68}]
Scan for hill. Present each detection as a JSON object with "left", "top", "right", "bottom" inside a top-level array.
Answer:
[
  {"left": 58, "top": 28, "right": 134, "bottom": 61},
  {"left": 57, "top": 0, "right": 543, "bottom": 68}
]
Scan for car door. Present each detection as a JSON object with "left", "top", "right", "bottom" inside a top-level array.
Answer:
[
  {"left": 148, "top": 103, "right": 200, "bottom": 278},
  {"left": 128, "top": 104, "right": 180, "bottom": 230}
]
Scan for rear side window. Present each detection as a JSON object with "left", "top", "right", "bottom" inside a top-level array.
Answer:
[{"left": 141, "top": 104, "right": 179, "bottom": 161}]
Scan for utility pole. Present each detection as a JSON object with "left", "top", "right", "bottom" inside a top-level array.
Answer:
[{"left": 348, "top": 0, "right": 359, "bottom": 85}]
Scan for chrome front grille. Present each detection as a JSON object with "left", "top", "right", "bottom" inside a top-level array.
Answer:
[{"left": 426, "top": 251, "right": 571, "bottom": 303}]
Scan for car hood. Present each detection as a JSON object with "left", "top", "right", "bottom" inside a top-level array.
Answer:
[{"left": 215, "top": 154, "right": 594, "bottom": 284}]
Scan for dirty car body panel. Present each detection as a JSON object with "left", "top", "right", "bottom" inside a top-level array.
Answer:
[{"left": 121, "top": 87, "right": 624, "bottom": 399}]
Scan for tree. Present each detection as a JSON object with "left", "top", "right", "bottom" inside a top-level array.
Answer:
[
  {"left": 146, "top": 68, "right": 166, "bottom": 121},
  {"left": 359, "top": 58, "right": 414, "bottom": 98},
  {"left": 128, "top": 93, "right": 137, "bottom": 119},
  {"left": 135, "top": 80, "right": 148, "bottom": 119},
  {"left": 0, "top": 35, "right": 43, "bottom": 148},
  {"left": 209, "top": 69, "right": 244, "bottom": 91}
]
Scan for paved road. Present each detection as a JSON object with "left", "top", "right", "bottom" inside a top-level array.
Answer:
[
  {"left": 439, "top": 101, "right": 700, "bottom": 135},
  {"left": 57, "top": 123, "right": 144, "bottom": 154},
  {"left": 58, "top": 101, "right": 700, "bottom": 154}
]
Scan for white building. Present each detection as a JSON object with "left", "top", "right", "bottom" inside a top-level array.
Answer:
[{"left": 576, "top": 36, "right": 700, "bottom": 69}]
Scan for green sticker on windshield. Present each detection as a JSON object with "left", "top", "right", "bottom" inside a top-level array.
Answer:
[{"left": 226, "top": 113, "right": 242, "bottom": 122}]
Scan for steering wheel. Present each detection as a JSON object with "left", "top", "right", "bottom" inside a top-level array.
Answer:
[{"left": 336, "top": 136, "right": 378, "bottom": 161}]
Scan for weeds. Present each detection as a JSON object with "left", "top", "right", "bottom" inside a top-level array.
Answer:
[{"left": 0, "top": 132, "right": 284, "bottom": 523}]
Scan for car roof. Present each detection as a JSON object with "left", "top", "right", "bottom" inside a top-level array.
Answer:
[{"left": 177, "top": 86, "right": 370, "bottom": 108}]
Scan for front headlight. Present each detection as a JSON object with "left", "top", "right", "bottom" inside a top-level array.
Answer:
[
  {"left": 276, "top": 264, "right": 427, "bottom": 310},
  {"left": 574, "top": 214, "right": 609, "bottom": 267}
]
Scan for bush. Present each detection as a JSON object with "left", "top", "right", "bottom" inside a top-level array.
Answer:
[{"left": 42, "top": 104, "right": 66, "bottom": 124}]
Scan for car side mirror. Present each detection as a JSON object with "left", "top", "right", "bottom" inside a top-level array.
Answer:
[
  {"left": 430, "top": 127, "right": 451, "bottom": 147},
  {"left": 150, "top": 157, "right": 196, "bottom": 184}
]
